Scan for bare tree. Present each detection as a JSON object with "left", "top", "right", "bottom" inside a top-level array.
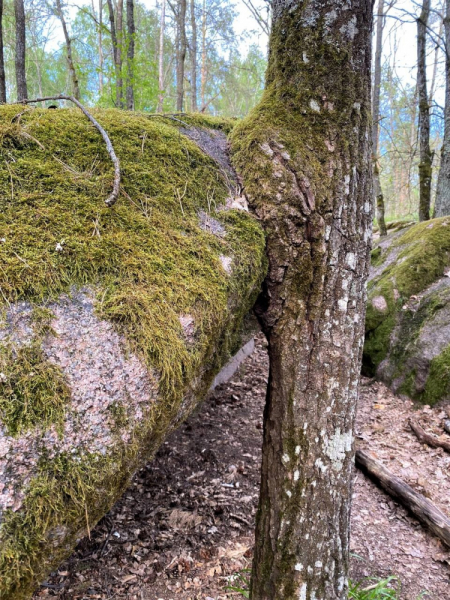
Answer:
[
  {"left": 200, "top": 0, "right": 206, "bottom": 109},
  {"left": 435, "top": 0, "right": 450, "bottom": 216},
  {"left": 190, "top": 0, "right": 198, "bottom": 111},
  {"left": 106, "top": 0, "right": 124, "bottom": 107},
  {"left": 232, "top": 0, "right": 373, "bottom": 597},
  {"left": 417, "top": 0, "right": 432, "bottom": 221},
  {"left": 14, "top": 0, "right": 28, "bottom": 101},
  {"left": 0, "top": 0, "right": 6, "bottom": 103},
  {"left": 157, "top": 0, "right": 166, "bottom": 112},
  {"left": 54, "top": 0, "right": 80, "bottom": 100},
  {"left": 373, "top": 0, "right": 387, "bottom": 236},
  {"left": 175, "top": 0, "right": 187, "bottom": 111},
  {"left": 126, "top": 0, "right": 135, "bottom": 110}
]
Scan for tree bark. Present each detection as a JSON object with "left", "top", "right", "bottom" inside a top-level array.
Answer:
[
  {"left": 0, "top": 0, "right": 6, "bottom": 103},
  {"left": 157, "top": 0, "right": 166, "bottom": 112},
  {"left": 232, "top": 1, "right": 373, "bottom": 598},
  {"left": 200, "top": 0, "right": 206, "bottom": 110},
  {"left": 126, "top": 0, "right": 135, "bottom": 110},
  {"left": 356, "top": 449, "right": 450, "bottom": 548},
  {"left": 14, "top": 0, "right": 28, "bottom": 101},
  {"left": 116, "top": 0, "right": 124, "bottom": 108},
  {"left": 55, "top": 0, "right": 81, "bottom": 100},
  {"left": 373, "top": 0, "right": 387, "bottom": 236},
  {"left": 435, "top": 0, "right": 450, "bottom": 217},
  {"left": 190, "top": 0, "right": 198, "bottom": 112},
  {"left": 417, "top": 0, "right": 432, "bottom": 221},
  {"left": 176, "top": 0, "right": 187, "bottom": 112}
]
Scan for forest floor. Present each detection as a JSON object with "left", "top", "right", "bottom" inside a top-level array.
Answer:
[{"left": 33, "top": 335, "right": 450, "bottom": 600}]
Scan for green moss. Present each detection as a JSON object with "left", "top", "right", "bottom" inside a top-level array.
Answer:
[
  {"left": 370, "top": 246, "right": 383, "bottom": 267},
  {"left": 424, "top": 344, "right": 450, "bottom": 405},
  {"left": 0, "top": 343, "right": 70, "bottom": 436}
]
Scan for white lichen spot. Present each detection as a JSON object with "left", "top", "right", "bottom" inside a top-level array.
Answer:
[
  {"left": 338, "top": 298, "right": 348, "bottom": 312},
  {"left": 260, "top": 142, "right": 274, "bottom": 157},
  {"left": 294, "top": 470, "right": 300, "bottom": 482},
  {"left": 371, "top": 295, "right": 388, "bottom": 313},
  {"left": 295, "top": 445, "right": 301, "bottom": 455},
  {"left": 55, "top": 241, "right": 64, "bottom": 252},
  {"left": 310, "top": 99, "right": 321, "bottom": 113},
  {"left": 0, "top": 372, "right": 6, "bottom": 382},
  {"left": 286, "top": 490, "right": 292, "bottom": 498},
  {"left": 346, "top": 252, "right": 356, "bottom": 270},
  {"left": 299, "top": 583, "right": 307, "bottom": 600},
  {"left": 315, "top": 458, "right": 328, "bottom": 473},
  {"left": 315, "top": 561, "right": 323, "bottom": 569},
  {"left": 282, "top": 453, "right": 290, "bottom": 464},
  {"left": 295, "top": 563, "right": 303, "bottom": 572},
  {"left": 324, "top": 428, "right": 353, "bottom": 472},
  {"left": 219, "top": 255, "right": 233, "bottom": 274},
  {"left": 303, "top": 52, "right": 309, "bottom": 63}
]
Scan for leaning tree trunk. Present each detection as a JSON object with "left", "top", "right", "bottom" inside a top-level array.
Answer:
[
  {"left": 14, "top": 0, "right": 27, "bottom": 101},
  {"left": 126, "top": 0, "right": 135, "bottom": 110},
  {"left": 55, "top": 0, "right": 80, "bottom": 100},
  {"left": 231, "top": 1, "right": 373, "bottom": 598},
  {"left": 0, "top": 0, "right": 6, "bottom": 103},
  {"left": 373, "top": 0, "right": 387, "bottom": 236},
  {"left": 435, "top": 0, "right": 450, "bottom": 217},
  {"left": 176, "top": 0, "right": 187, "bottom": 112},
  {"left": 190, "top": 0, "right": 198, "bottom": 112},
  {"left": 417, "top": 0, "right": 432, "bottom": 221}
]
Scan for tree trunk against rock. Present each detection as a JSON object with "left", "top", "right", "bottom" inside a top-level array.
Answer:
[
  {"left": 435, "top": 0, "right": 450, "bottom": 217},
  {"left": 14, "top": 0, "right": 28, "bottom": 101},
  {"left": 373, "top": 0, "right": 387, "bottom": 236},
  {"left": 157, "top": 0, "right": 166, "bottom": 112},
  {"left": 232, "top": 1, "right": 373, "bottom": 598},
  {"left": 176, "top": 0, "right": 187, "bottom": 111},
  {"left": 417, "top": 0, "right": 432, "bottom": 221},
  {"left": 190, "top": 0, "right": 198, "bottom": 111},
  {"left": 0, "top": 0, "right": 6, "bottom": 103},
  {"left": 55, "top": 0, "right": 81, "bottom": 100},
  {"left": 126, "top": 0, "right": 135, "bottom": 110}
]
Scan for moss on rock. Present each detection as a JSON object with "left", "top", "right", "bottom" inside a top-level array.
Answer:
[
  {"left": 0, "top": 105, "right": 266, "bottom": 599},
  {"left": 364, "top": 218, "right": 450, "bottom": 404}
]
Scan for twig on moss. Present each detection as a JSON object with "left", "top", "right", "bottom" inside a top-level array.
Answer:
[
  {"left": 147, "top": 114, "right": 192, "bottom": 128},
  {"left": 19, "top": 95, "right": 121, "bottom": 207}
]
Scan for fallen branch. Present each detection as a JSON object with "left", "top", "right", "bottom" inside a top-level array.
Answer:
[
  {"left": 355, "top": 449, "right": 450, "bottom": 548},
  {"left": 409, "top": 419, "right": 450, "bottom": 454},
  {"left": 20, "top": 95, "right": 120, "bottom": 207}
]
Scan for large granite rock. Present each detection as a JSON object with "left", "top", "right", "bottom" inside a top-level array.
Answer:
[
  {"left": 364, "top": 217, "right": 450, "bottom": 405},
  {"left": 0, "top": 106, "right": 266, "bottom": 599}
]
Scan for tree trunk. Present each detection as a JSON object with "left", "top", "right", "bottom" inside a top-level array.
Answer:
[
  {"left": 55, "top": 0, "right": 81, "bottom": 100},
  {"left": 14, "top": 0, "right": 28, "bottom": 101},
  {"left": 200, "top": 0, "right": 206, "bottom": 110},
  {"left": 373, "top": 0, "right": 387, "bottom": 236},
  {"left": 157, "top": 0, "right": 166, "bottom": 112},
  {"left": 232, "top": 1, "right": 373, "bottom": 598},
  {"left": 417, "top": 0, "right": 432, "bottom": 221},
  {"left": 92, "top": 0, "right": 104, "bottom": 95},
  {"left": 190, "top": 0, "right": 197, "bottom": 112},
  {"left": 116, "top": 0, "right": 124, "bottom": 108},
  {"left": 126, "top": 0, "right": 135, "bottom": 110},
  {"left": 0, "top": 0, "right": 6, "bottom": 103},
  {"left": 176, "top": 0, "right": 187, "bottom": 112},
  {"left": 435, "top": 0, "right": 450, "bottom": 217}
]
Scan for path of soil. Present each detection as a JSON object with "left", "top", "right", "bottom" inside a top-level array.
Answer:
[{"left": 34, "top": 335, "right": 450, "bottom": 600}]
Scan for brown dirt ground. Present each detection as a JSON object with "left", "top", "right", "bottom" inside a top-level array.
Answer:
[{"left": 33, "top": 335, "right": 450, "bottom": 600}]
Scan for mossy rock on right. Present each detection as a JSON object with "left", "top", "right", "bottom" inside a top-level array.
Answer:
[{"left": 364, "top": 217, "right": 450, "bottom": 406}]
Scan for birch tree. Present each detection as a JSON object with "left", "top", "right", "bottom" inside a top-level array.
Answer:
[{"left": 232, "top": 0, "right": 373, "bottom": 597}]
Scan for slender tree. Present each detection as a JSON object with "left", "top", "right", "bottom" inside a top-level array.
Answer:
[
  {"left": 232, "top": 0, "right": 373, "bottom": 597},
  {"left": 0, "top": 0, "right": 6, "bottom": 103},
  {"left": 200, "top": 0, "right": 206, "bottom": 109},
  {"left": 14, "top": 0, "right": 28, "bottom": 101},
  {"left": 190, "top": 0, "right": 198, "bottom": 111},
  {"left": 417, "top": 0, "right": 432, "bottom": 221},
  {"left": 54, "top": 0, "right": 80, "bottom": 100},
  {"left": 116, "top": 0, "right": 124, "bottom": 108},
  {"left": 157, "top": 0, "right": 166, "bottom": 112},
  {"left": 373, "top": 0, "right": 387, "bottom": 236},
  {"left": 436, "top": 0, "right": 450, "bottom": 217},
  {"left": 176, "top": 0, "right": 187, "bottom": 111},
  {"left": 126, "top": 0, "right": 135, "bottom": 110}
]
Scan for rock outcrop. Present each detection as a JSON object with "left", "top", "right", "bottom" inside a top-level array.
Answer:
[
  {"left": 0, "top": 106, "right": 266, "bottom": 599},
  {"left": 364, "top": 217, "right": 450, "bottom": 406}
]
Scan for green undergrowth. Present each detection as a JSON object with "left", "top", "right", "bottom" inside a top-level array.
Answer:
[
  {"left": 0, "top": 105, "right": 265, "bottom": 401},
  {"left": 364, "top": 218, "right": 450, "bottom": 374}
]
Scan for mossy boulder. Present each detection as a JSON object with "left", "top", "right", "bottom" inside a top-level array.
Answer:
[
  {"left": 0, "top": 105, "right": 266, "bottom": 599},
  {"left": 363, "top": 217, "right": 450, "bottom": 405}
]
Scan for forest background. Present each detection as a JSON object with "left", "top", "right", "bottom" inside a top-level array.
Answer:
[{"left": 0, "top": 0, "right": 446, "bottom": 221}]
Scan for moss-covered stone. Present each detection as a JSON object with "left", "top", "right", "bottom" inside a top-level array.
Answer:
[
  {"left": 364, "top": 218, "right": 450, "bottom": 404},
  {"left": 0, "top": 105, "right": 267, "bottom": 599}
]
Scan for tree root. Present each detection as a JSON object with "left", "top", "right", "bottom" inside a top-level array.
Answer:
[{"left": 409, "top": 418, "right": 450, "bottom": 454}]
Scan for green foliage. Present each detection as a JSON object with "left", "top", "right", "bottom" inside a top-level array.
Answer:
[
  {"left": 225, "top": 569, "right": 251, "bottom": 597},
  {"left": 349, "top": 577, "right": 400, "bottom": 599}
]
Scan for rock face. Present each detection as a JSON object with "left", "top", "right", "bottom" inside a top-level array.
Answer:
[
  {"left": 0, "top": 106, "right": 266, "bottom": 599},
  {"left": 364, "top": 218, "right": 450, "bottom": 406}
]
